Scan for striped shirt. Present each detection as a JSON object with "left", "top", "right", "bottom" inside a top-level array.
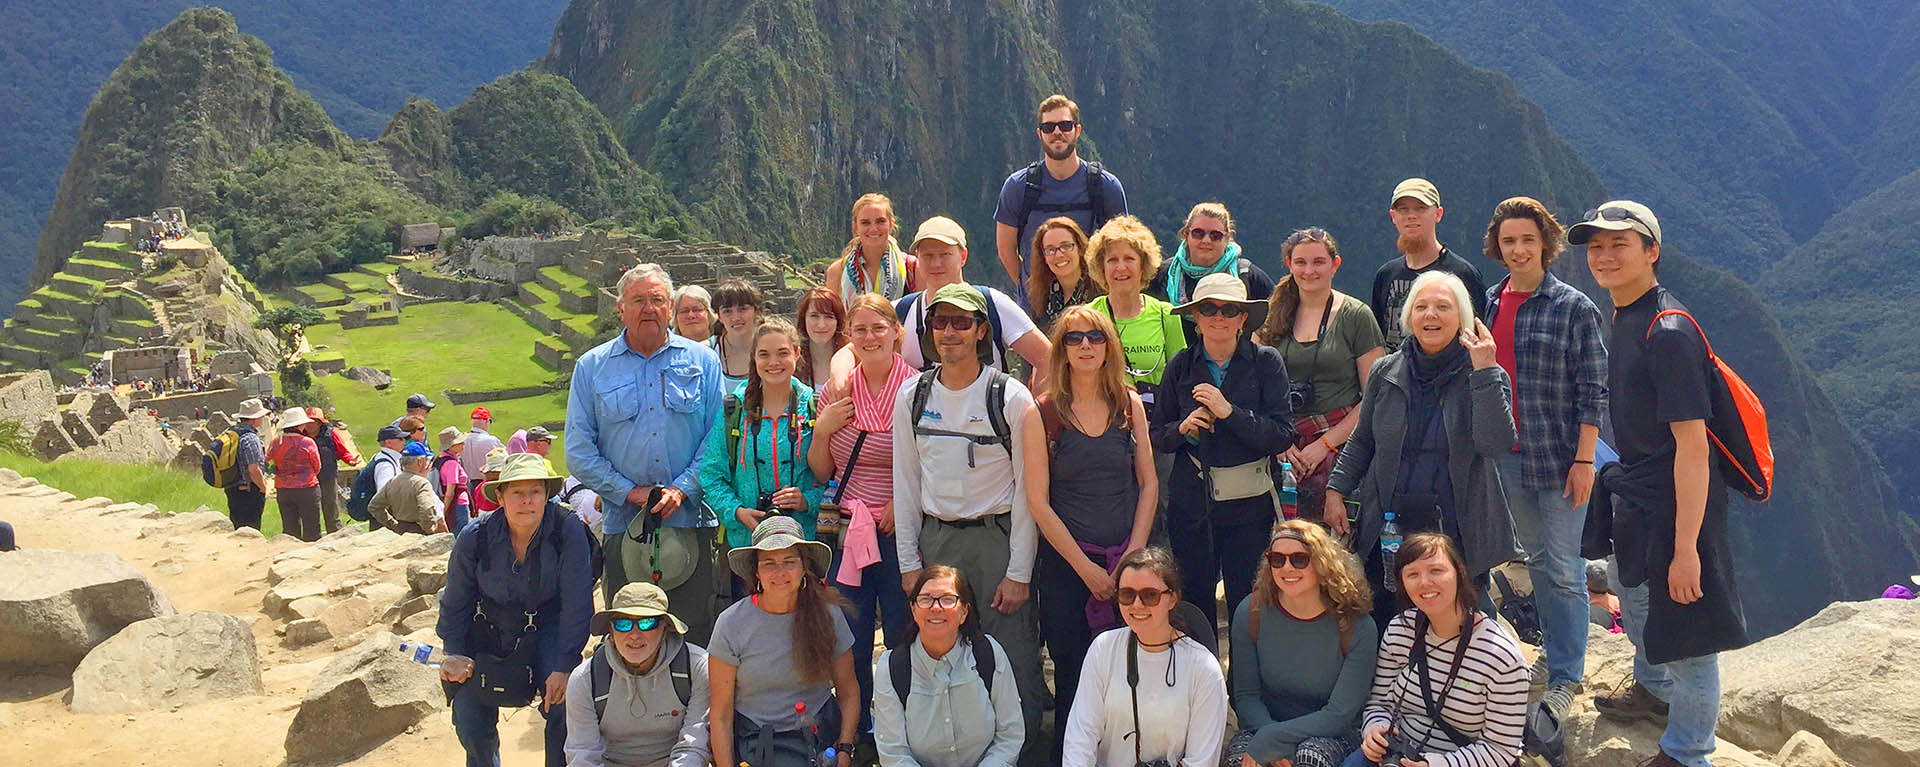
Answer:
[
  {"left": 1362, "top": 609, "right": 1527, "bottom": 767},
  {"left": 823, "top": 356, "right": 912, "bottom": 509}
]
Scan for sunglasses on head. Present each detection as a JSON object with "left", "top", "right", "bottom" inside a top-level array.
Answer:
[
  {"left": 611, "top": 616, "right": 662, "bottom": 633},
  {"left": 1038, "top": 119, "right": 1078, "bottom": 134},
  {"left": 1266, "top": 551, "right": 1312, "bottom": 569},
  {"left": 1585, "top": 206, "right": 1652, "bottom": 231},
  {"left": 1188, "top": 228, "right": 1227, "bottom": 242},
  {"left": 1062, "top": 329, "right": 1108, "bottom": 347},
  {"left": 1115, "top": 586, "right": 1170, "bottom": 606},
  {"left": 1193, "top": 302, "right": 1245, "bottom": 318},
  {"left": 928, "top": 314, "right": 979, "bottom": 331}
]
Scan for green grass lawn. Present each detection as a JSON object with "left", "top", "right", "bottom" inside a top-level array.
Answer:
[
  {"left": 293, "top": 283, "right": 347, "bottom": 304},
  {"left": 328, "top": 271, "right": 388, "bottom": 293},
  {"left": 538, "top": 265, "right": 590, "bottom": 294},
  {"left": 0, "top": 454, "right": 283, "bottom": 538},
  {"left": 357, "top": 262, "right": 400, "bottom": 275}
]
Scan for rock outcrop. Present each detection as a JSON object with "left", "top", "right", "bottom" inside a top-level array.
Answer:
[
  {"left": 68, "top": 611, "right": 262, "bottom": 713},
  {"left": 283, "top": 631, "right": 442, "bottom": 763},
  {"left": 0, "top": 549, "right": 174, "bottom": 669},
  {"left": 1718, "top": 598, "right": 1918, "bottom": 766}
]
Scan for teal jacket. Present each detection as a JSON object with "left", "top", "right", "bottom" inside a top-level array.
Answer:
[{"left": 699, "top": 378, "right": 824, "bottom": 548}]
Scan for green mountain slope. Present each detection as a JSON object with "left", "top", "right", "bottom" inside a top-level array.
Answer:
[{"left": 542, "top": 0, "right": 1918, "bottom": 635}]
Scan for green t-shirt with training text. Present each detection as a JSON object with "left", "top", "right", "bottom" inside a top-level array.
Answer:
[{"left": 1088, "top": 294, "right": 1187, "bottom": 389}]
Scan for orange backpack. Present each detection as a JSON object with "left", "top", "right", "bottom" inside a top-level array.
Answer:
[{"left": 1646, "top": 309, "right": 1773, "bottom": 502}]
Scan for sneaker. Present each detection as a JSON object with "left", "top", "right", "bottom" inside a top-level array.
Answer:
[
  {"left": 1528, "top": 655, "right": 1550, "bottom": 696},
  {"left": 1636, "top": 750, "right": 1684, "bottom": 767},
  {"left": 1541, "top": 682, "right": 1580, "bottom": 722},
  {"left": 1595, "top": 677, "right": 1668, "bottom": 724}
]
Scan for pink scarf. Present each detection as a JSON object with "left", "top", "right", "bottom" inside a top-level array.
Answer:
[{"left": 849, "top": 355, "right": 912, "bottom": 432}]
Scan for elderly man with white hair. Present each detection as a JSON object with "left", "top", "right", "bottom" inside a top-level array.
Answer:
[{"left": 567, "top": 263, "right": 725, "bottom": 646}]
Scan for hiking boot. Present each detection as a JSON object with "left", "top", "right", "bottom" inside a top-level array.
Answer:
[
  {"left": 1541, "top": 682, "right": 1580, "bottom": 722},
  {"left": 1636, "top": 750, "right": 1684, "bottom": 767},
  {"left": 1595, "top": 678, "right": 1668, "bottom": 724}
]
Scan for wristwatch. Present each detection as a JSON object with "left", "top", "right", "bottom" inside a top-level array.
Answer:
[{"left": 833, "top": 742, "right": 856, "bottom": 756}]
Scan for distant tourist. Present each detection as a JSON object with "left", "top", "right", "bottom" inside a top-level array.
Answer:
[
  {"left": 365, "top": 424, "right": 409, "bottom": 531},
  {"left": 1370, "top": 178, "right": 1488, "bottom": 352},
  {"left": 433, "top": 427, "right": 471, "bottom": 535},
  {"left": 523, "top": 425, "right": 558, "bottom": 475},
  {"left": 1148, "top": 202, "right": 1277, "bottom": 347},
  {"left": 672, "top": 284, "right": 715, "bottom": 345},
  {"left": 711, "top": 279, "right": 765, "bottom": 392},
  {"left": 1577, "top": 201, "right": 1748, "bottom": 767},
  {"left": 438, "top": 453, "right": 596, "bottom": 766},
  {"left": 267, "top": 407, "right": 324, "bottom": 542},
  {"left": 308, "top": 407, "right": 359, "bottom": 534},
  {"left": 460, "top": 406, "right": 504, "bottom": 494},
  {"left": 368, "top": 441, "right": 445, "bottom": 535},
  {"left": 472, "top": 449, "right": 507, "bottom": 516},
  {"left": 994, "top": 94, "right": 1128, "bottom": 305},
  {"left": 390, "top": 392, "right": 435, "bottom": 429},
  {"left": 825, "top": 193, "right": 916, "bottom": 307},
  {"left": 566, "top": 263, "right": 724, "bottom": 645},
  {"left": 224, "top": 398, "right": 272, "bottom": 531}
]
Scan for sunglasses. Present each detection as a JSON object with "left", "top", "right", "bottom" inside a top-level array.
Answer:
[
  {"left": 1115, "top": 586, "right": 1170, "bottom": 606},
  {"left": 1266, "top": 551, "right": 1312, "bottom": 570},
  {"left": 1062, "top": 329, "right": 1108, "bottom": 347},
  {"left": 1038, "top": 119, "right": 1078, "bottom": 134},
  {"left": 1193, "top": 302, "right": 1245, "bottom": 318},
  {"left": 611, "top": 616, "right": 662, "bottom": 633},
  {"left": 912, "top": 594, "right": 963, "bottom": 609},
  {"left": 1188, "top": 228, "right": 1227, "bottom": 242},
  {"left": 928, "top": 314, "right": 979, "bottom": 331}
]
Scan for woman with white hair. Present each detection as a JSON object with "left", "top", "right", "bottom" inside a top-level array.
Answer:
[
  {"left": 1322, "top": 271, "right": 1520, "bottom": 631},
  {"left": 673, "top": 284, "right": 716, "bottom": 345}
]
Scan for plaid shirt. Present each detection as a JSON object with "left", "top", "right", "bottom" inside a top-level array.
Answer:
[{"left": 1486, "top": 273, "right": 1608, "bottom": 490}]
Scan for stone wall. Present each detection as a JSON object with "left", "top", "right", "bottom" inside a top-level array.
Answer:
[
  {"left": 443, "top": 385, "right": 553, "bottom": 405},
  {"left": 396, "top": 264, "right": 514, "bottom": 301},
  {"left": 0, "top": 370, "right": 56, "bottom": 427},
  {"left": 206, "top": 350, "right": 254, "bottom": 376},
  {"left": 106, "top": 346, "right": 192, "bottom": 382},
  {"left": 134, "top": 387, "right": 249, "bottom": 421},
  {"left": 459, "top": 235, "right": 578, "bottom": 283},
  {"left": 65, "top": 412, "right": 173, "bottom": 464}
]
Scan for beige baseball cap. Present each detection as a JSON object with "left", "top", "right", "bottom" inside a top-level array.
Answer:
[
  {"left": 1568, "top": 200, "right": 1662, "bottom": 245},
  {"left": 1391, "top": 178, "right": 1441, "bottom": 207},
  {"left": 911, "top": 216, "right": 968, "bottom": 251}
]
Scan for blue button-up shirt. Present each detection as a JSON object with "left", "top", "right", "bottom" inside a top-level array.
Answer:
[{"left": 566, "top": 330, "right": 724, "bottom": 534}]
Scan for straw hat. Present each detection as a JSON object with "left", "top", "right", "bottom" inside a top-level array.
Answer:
[
  {"left": 725, "top": 516, "right": 832, "bottom": 583},
  {"left": 481, "top": 453, "right": 564, "bottom": 503},
  {"left": 591, "top": 582, "right": 689, "bottom": 636},
  {"left": 1170, "top": 272, "right": 1267, "bottom": 328},
  {"left": 276, "top": 407, "right": 313, "bottom": 431}
]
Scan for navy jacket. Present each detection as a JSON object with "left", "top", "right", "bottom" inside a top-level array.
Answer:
[
  {"left": 437, "top": 503, "right": 595, "bottom": 681},
  {"left": 1151, "top": 338, "right": 1297, "bottom": 526}
]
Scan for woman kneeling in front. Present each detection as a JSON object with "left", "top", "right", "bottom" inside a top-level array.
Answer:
[
  {"left": 873, "top": 565, "right": 1024, "bottom": 766},
  {"left": 1341, "top": 534, "right": 1526, "bottom": 767},
  {"left": 1063, "top": 547, "right": 1227, "bottom": 767}
]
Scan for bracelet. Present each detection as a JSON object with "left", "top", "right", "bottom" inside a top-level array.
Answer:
[{"left": 1318, "top": 436, "right": 1337, "bottom": 452}]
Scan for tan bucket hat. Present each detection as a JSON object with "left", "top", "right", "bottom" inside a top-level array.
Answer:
[
  {"left": 481, "top": 452, "right": 564, "bottom": 503},
  {"left": 590, "top": 582, "right": 689, "bottom": 636},
  {"left": 726, "top": 515, "right": 832, "bottom": 583}
]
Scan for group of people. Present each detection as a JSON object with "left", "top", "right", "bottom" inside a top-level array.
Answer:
[{"left": 199, "top": 93, "right": 1748, "bottom": 767}]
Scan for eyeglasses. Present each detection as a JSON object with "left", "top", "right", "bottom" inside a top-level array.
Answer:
[
  {"left": 913, "top": 594, "right": 963, "bottom": 610},
  {"left": 1038, "top": 119, "right": 1078, "bottom": 134},
  {"left": 1188, "top": 228, "right": 1227, "bottom": 242},
  {"left": 1193, "top": 303, "right": 1245, "bottom": 318},
  {"left": 848, "top": 324, "right": 892, "bottom": 338},
  {"left": 928, "top": 315, "right": 979, "bottom": 331},
  {"left": 1585, "top": 206, "right": 1654, "bottom": 233},
  {"left": 624, "top": 296, "right": 672, "bottom": 309},
  {"left": 1041, "top": 243, "right": 1079, "bottom": 257},
  {"left": 611, "top": 616, "right": 662, "bottom": 633},
  {"left": 1266, "top": 551, "right": 1312, "bottom": 570},
  {"left": 1115, "top": 587, "right": 1170, "bottom": 606},
  {"left": 1062, "top": 329, "right": 1108, "bottom": 347}
]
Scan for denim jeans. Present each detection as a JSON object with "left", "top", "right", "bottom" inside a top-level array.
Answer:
[
  {"left": 450, "top": 682, "right": 567, "bottom": 767},
  {"left": 447, "top": 503, "right": 471, "bottom": 537},
  {"left": 1611, "top": 555, "right": 1721, "bottom": 767},
  {"left": 829, "top": 531, "right": 911, "bottom": 735},
  {"left": 1498, "top": 452, "right": 1590, "bottom": 687}
]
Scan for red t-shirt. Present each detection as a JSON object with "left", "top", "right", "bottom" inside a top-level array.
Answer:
[{"left": 1492, "top": 287, "right": 1531, "bottom": 439}]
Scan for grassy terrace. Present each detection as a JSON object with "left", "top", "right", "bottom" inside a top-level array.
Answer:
[
  {"left": 538, "top": 265, "right": 590, "bottom": 294},
  {"left": 357, "top": 262, "right": 400, "bottom": 275},
  {"left": 327, "top": 270, "right": 388, "bottom": 293},
  {"left": 0, "top": 454, "right": 284, "bottom": 538},
  {"left": 293, "top": 283, "right": 347, "bottom": 305}
]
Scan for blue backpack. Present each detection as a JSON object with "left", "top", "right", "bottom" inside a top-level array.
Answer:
[{"left": 344, "top": 453, "right": 394, "bottom": 522}]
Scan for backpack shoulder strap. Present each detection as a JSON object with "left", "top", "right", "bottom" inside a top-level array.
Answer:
[
  {"left": 1647, "top": 308, "right": 1715, "bottom": 358},
  {"left": 895, "top": 292, "right": 920, "bottom": 323},
  {"left": 1036, "top": 395, "right": 1064, "bottom": 456},
  {"left": 671, "top": 641, "right": 692, "bottom": 707},
  {"left": 909, "top": 370, "right": 936, "bottom": 436},
  {"left": 986, "top": 369, "right": 1012, "bottom": 457},
  {"left": 890, "top": 646, "right": 913, "bottom": 705},
  {"left": 974, "top": 284, "right": 1008, "bottom": 367},
  {"left": 972, "top": 636, "right": 996, "bottom": 694},
  {"left": 1019, "top": 161, "right": 1044, "bottom": 230},
  {"left": 1085, "top": 160, "right": 1109, "bottom": 229},
  {"left": 723, "top": 392, "right": 743, "bottom": 461},
  {"left": 591, "top": 642, "right": 613, "bottom": 719}
]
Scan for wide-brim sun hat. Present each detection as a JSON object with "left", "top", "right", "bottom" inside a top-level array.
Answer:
[
  {"left": 437, "top": 426, "right": 466, "bottom": 452},
  {"left": 481, "top": 452, "right": 565, "bottom": 503},
  {"left": 481, "top": 447, "right": 509, "bottom": 474},
  {"left": 277, "top": 407, "right": 313, "bottom": 431},
  {"left": 591, "top": 582, "right": 690, "bottom": 635},
  {"left": 726, "top": 515, "right": 832, "bottom": 583},
  {"left": 1171, "top": 272, "right": 1268, "bottom": 329},
  {"left": 233, "top": 398, "right": 271, "bottom": 420}
]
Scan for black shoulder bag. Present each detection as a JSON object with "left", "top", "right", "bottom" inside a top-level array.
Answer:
[{"left": 456, "top": 521, "right": 548, "bottom": 708}]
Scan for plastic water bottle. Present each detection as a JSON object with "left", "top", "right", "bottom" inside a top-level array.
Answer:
[
  {"left": 794, "top": 701, "right": 829, "bottom": 766},
  {"left": 1278, "top": 461, "right": 1298, "bottom": 519},
  {"left": 398, "top": 639, "right": 472, "bottom": 676},
  {"left": 1380, "top": 512, "right": 1402, "bottom": 593}
]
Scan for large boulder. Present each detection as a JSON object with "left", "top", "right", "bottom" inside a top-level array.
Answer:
[
  {"left": 342, "top": 366, "right": 393, "bottom": 389},
  {"left": 1717, "top": 598, "right": 1919, "bottom": 766},
  {"left": 405, "top": 560, "right": 447, "bottom": 597},
  {"left": 283, "top": 631, "right": 442, "bottom": 762},
  {"left": 0, "top": 550, "right": 174, "bottom": 669},
  {"left": 68, "top": 611, "right": 262, "bottom": 713},
  {"left": 1564, "top": 711, "right": 1773, "bottom": 767}
]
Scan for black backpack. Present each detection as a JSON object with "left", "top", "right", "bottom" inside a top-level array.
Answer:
[
  {"left": 890, "top": 635, "right": 995, "bottom": 704},
  {"left": 589, "top": 640, "right": 692, "bottom": 718},
  {"left": 907, "top": 366, "right": 1014, "bottom": 461},
  {"left": 1491, "top": 570, "right": 1544, "bottom": 646},
  {"left": 1013, "top": 159, "right": 1113, "bottom": 244},
  {"left": 474, "top": 502, "right": 605, "bottom": 584},
  {"left": 895, "top": 286, "right": 1009, "bottom": 371}
]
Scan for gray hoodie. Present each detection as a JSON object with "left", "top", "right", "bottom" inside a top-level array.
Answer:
[{"left": 563, "top": 633, "right": 711, "bottom": 767}]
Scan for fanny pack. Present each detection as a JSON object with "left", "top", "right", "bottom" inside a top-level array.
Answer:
[
  {"left": 732, "top": 699, "right": 839, "bottom": 767},
  {"left": 1192, "top": 455, "right": 1277, "bottom": 502}
]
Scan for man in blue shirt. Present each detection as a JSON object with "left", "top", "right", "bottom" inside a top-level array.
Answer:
[
  {"left": 993, "top": 94, "right": 1127, "bottom": 304},
  {"left": 567, "top": 262, "right": 725, "bottom": 645}
]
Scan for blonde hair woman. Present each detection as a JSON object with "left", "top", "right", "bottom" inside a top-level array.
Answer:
[{"left": 826, "top": 193, "right": 914, "bottom": 305}]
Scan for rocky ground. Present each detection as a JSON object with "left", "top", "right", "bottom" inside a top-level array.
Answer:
[{"left": 0, "top": 468, "right": 1912, "bottom": 766}]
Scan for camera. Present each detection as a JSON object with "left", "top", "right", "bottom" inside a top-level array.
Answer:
[
  {"left": 755, "top": 491, "right": 781, "bottom": 515},
  {"left": 1381, "top": 727, "right": 1420, "bottom": 766},
  {"left": 1287, "top": 378, "right": 1317, "bottom": 412}
]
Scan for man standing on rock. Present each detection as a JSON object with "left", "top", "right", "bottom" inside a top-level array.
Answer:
[
  {"left": 460, "top": 406, "right": 504, "bottom": 495},
  {"left": 1371, "top": 178, "right": 1488, "bottom": 351},
  {"left": 567, "top": 263, "right": 725, "bottom": 645},
  {"left": 1577, "top": 201, "right": 1747, "bottom": 767},
  {"left": 225, "top": 398, "right": 271, "bottom": 531},
  {"left": 994, "top": 93, "right": 1128, "bottom": 304}
]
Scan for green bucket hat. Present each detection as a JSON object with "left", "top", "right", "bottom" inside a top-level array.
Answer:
[
  {"left": 481, "top": 452, "right": 564, "bottom": 504},
  {"left": 590, "top": 582, "right": 689, "bottom": 636}
]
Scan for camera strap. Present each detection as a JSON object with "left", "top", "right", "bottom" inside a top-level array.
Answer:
[
  {"left": 829, "top": 430, "right": 869, "bottom": 506},
  {"left": 1411, "top": 611, "right": 1478, "bottom": 748},
  {"left": 1126, "top": 633, "right": 1144, "bottom": 767}
]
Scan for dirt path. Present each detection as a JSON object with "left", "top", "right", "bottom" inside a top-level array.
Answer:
[{"left": 1, "top": 475, "right": 551, "bottom": 766}]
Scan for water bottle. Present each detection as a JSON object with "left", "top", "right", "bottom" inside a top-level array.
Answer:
[
  {"left": 398, "top": 639, "right": 472, "bottom": 676},
  {"left": 1380, "top": 512, "right": 1402, "bottom": 593},
  {"left": 1278, "top": 461, "right": 1298, "bottom": 519},
  {"left": 794, "top": 701, "right": 829, "bottom": 766}
]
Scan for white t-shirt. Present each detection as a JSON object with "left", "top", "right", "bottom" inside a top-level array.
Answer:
[
  {"left": 891, "top": 367, "right": 1038, "bottom": 581},
  {"left": 899, "top": 286, "right": 1039, "bottom": 371},
  {"left": 557, "top": 477, "right": 601, "bottom": 531},
  {"left": 1063, "top": 629, "right": 1227, "bottom": 767}
]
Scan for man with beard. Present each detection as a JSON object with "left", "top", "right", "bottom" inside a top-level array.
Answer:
[
  {"left": 994, "top": 94, "right": 1128, "bottom": 305},
  {"left": 1370, "top": 178, "right": 1488, "bottom": 351}
]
